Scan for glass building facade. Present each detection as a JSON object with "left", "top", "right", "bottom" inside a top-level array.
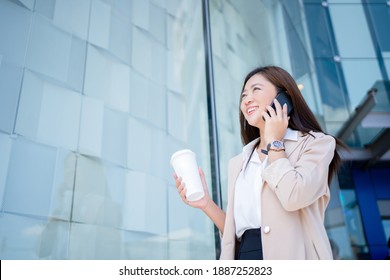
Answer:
[{"left": 0, "top": 0, "right": 389, "bottom": 259}]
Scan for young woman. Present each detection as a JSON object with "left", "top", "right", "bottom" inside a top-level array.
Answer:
[{"left": 174, "top": 65, "right": 343, "bottom": 260}]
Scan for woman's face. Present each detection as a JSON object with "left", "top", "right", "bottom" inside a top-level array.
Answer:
[{"left": 240, "top": 73, "right": 278, "bottom": 127}]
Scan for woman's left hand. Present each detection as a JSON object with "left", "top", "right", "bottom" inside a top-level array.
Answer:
[{"left": 262, "top": 98, "right": 289, "bottom": 143}]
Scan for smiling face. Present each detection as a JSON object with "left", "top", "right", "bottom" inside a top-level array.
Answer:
[{"left": 240, "top": 73, "right": 278, "bottom": 128}]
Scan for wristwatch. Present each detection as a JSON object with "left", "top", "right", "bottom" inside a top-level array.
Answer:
[{"left": 267, "top": 140, "right": 285, "bottom": 152}]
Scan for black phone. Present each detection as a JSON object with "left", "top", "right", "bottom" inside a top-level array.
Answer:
[{"left": 270, "top": 90, "right": 293, "bottom": 116}]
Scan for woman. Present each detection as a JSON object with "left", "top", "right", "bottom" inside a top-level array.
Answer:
[{"left": 174, "top": 65, "right": 343, "bottom": 260}]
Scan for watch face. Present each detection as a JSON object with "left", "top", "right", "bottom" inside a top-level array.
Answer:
[{"left": 272, "top": 141, "right": 283, "bottom": 148}]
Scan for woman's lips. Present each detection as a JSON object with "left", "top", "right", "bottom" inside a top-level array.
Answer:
[{"left": 247, "top": 106, "right": 259, "bottom": 115}]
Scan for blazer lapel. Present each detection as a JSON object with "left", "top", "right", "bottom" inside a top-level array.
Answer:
[
  {"left": 284, "top": 131, "right": 307, "bottom": 159},
  {"left": 228, "top": 154, "right": 244, "bottom": 196}
]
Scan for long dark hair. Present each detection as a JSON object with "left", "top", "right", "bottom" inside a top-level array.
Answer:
[{"left": 239, "top": 66, "right": 345, "bottom": 184}]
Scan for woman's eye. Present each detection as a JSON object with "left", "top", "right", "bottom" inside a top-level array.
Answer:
[
  {"left": 253, "top": 87, "right": 261, "bottom": 91},
  {"left": 241, "top": 94, "right": 247, "bottom": 99}
]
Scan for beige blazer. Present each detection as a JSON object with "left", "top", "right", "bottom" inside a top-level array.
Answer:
[{"left": 220, "top": 131, "right": 335, "bottom": 260}]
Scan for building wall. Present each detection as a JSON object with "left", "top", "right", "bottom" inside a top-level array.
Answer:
[
  {"left": 0, "top": 0, "right": 389, "bottom": 260},
  {"left": 0, "top": 0, "right": 215, "bottom": 260}
]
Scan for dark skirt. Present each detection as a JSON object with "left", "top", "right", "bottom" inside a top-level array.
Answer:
[{"left": 235, "top": 228, "right": 263, "bottom": 260}]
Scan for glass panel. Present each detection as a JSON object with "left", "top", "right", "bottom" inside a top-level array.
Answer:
[
  {"left": 84, "top": 45, "right": 131, "bottom": 113},
  {"left": 340, "top": 59, "right": 385, "bottom": 144},
  {"left": 14, "top": 70, "right": 42, "bottom": 138},
  {"left": 122, "top": 171, "right": 168, "bottom": 235},
  {"left": 167, "top": 90, "right": 187, "bottom": 141},
  {"left": 0, "top": 213, "right": 70, "bottom": 260},
  {"left": 341, "top": 59, "right": 382, "bottom": 109},
  {"left": 67, "top": 37, "right": 87, "bottom": 92},
  {"left": 88, "top": 0, "right": 111, "bottom": 49},
  {"left": 316, "top": 59, "right": 350, "bottom": 121},
  {"left": 25, "top": 14, "right": 72, "bottom": 82},
  {"left": 106, "top": 62, "right": 131, "bottom": 112},
  {"left": 35, "top": 0, "right": 55, "bottom": 19},
  {"left": 3, "top": 137, "right": 57, "bottom": 217},
  {"left": 327, "top": 226, "right": 355, "bottom": 259},
  {"left": 38, "top": 83, "right": 81, "bottom": 151},
  {"left": 50, "top": 149, "right": 76, "bottom": 221},
  {"left": 148, "top": 81, "right": 167, "bottom": 129},
  {"left": 367, "top": 3, "right": 390, "bottom": 52},
  {"left": 304, "top": 3, "right": 334, "bottom": 58},
  {"left": 167, "top": 186, "right": 215, "bottom": 260},
  {"left": 329, "top": 4, "right": 376, "bottom": 58},
  {"left": 122, "top": 231, "right": 168, "bottom": 259},
  {"left": 340, "top": 189, "right": 368, "bottom": 259},
  {"left": 109, "top": 11, "right": 132, "bottom": 64},
  {"left": 378, "top": 201, "right": 390, "bottom": 217},
  {"left": 325, "top": 177, "right": 356, "bottom": 259},
  {"left": 382, "top": 219, "right": 390, "bottom": 259},
  {"left": 69, "top": 223, "right": 124, "bottom": 259},
  {"left": 0, "top": 133, "right": 12, "bottom": 210},
  {"left": 129, "top": 70, "right": 150, "bottom": 121},
  {"left": 385, "top": 57, "right": 390, "bottom": 77},
  {"left": 102, "top": 108, "right": 128, "bottom": 167},
  {"left": 132, "top": 0, "right": 150, "bottom": 30},
  {"left": 282, "top": 1, "right": 311, "bottom": 78},
  {"left": 36, "top": 219, "right": 70, "bottom": 259},
  {"left": 0, "top": 0, "right": 31, "bottom": 66},
  {"left": 18, "top": 0, "right": 35, "bottom": 10},
  {"left": 72, "top": 156, "right": 114, "bottom": 226},
  {"left": 132, "top": 27, "right": 153, "bottom": 78},
  {"left": 78, "top": 96, "right": 104, "bottom": 158},
  {"left": 127, "top": 117, "right": 152, "bottom": 172},
  {"left": 15, "top": 70, "right": 82, "bottom": 151},
  {"left": 0, "top": 60, "right": 23, "bottom": 133},
  {"left": 53, "top": 0, "right": 90, "bottom": 40},
  {"left": 150, "top": 3, "right": 166, "bottom": 45},
  {"left": 87, "top": 0, "right": 134, "bottom": 64}
]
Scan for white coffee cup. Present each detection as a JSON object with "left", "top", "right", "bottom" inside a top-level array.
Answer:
[{"left": 170, "top": 149, "right": 205, "bottom": 201}]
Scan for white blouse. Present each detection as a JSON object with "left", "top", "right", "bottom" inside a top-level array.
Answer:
[
  {"left": 234, "top": 129, "right": 298, "bottom": 239},
  {"left": 234, "top": 138, "right": 266, "bottom": 239}
]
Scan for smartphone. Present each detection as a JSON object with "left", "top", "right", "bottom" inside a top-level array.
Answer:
[{"left": 270, "top": 90, "right": 293, "bottom": 116}]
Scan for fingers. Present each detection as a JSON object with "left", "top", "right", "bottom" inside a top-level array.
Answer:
[
  {"left": 266, "top": 105, "right": 277, "bottom": 119},
  {"left": 283, "top": 103, "right": 288, "bottom": 119},
  {"left": 265, "top": 99, "right": 288, "bottom": 120},
  {"left": 273, "top": 99, "right": 284, "bottom": 118},
  {"left": 173, "top": 174, "right": 189, "bottom": 202}
]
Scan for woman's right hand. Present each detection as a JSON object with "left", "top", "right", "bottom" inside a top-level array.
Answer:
[{"left": 173, "top": 167, "right": 211, "bottom": 210}]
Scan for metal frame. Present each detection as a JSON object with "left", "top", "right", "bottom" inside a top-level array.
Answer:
[{"left": 202, "top": 0, "right": 223, "bottom": 259}]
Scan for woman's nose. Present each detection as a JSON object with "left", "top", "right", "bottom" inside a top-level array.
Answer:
[{"left": 244, "top": 95, "right": 253, "bottom": 105}]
